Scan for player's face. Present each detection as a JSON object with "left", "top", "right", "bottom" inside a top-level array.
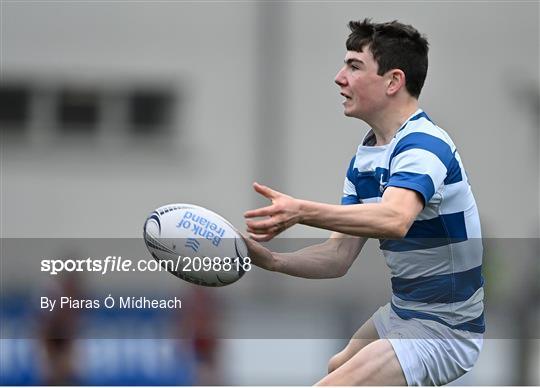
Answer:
[{"left": 334, "top": 48, "right": 387, "bottom": 119}]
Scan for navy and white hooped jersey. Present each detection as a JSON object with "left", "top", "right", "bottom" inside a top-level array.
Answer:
[{"left": 342, "top": 109, "right": 485, "bottom": 333}]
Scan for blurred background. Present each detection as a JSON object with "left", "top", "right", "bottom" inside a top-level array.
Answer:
[{"left": 1, "top": 0, "right": 539, "bottom": 385}]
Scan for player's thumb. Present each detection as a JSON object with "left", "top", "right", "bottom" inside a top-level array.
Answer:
[{"left": 253, "top": 182, "right": 279, "bottom": 200}]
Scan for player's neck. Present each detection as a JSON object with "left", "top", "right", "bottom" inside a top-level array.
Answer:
[{"left": 367, "top": 100, "right": 419, "bottom": 146}]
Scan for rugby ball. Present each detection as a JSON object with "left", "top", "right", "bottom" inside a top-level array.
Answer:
[{"left": 143, "top": 204, "right": 249, "bottom": 287}]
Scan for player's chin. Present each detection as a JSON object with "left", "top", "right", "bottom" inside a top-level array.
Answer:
[
  {"left": 342, "top": 104, "right": 355, "bottom": 117},
  {"left": 343, "top": 108, "right": 355, "bottom": 117}
]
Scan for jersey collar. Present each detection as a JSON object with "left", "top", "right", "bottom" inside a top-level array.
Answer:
[
  {"left": 396, "top": 109, "right": 432, "bottom": 133},
  {"left": 361, "top": 109, "right": 430, "bottom": 146}
]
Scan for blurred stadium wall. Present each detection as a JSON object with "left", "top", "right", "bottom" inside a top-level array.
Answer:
[{"left": 1, "top": 1, "right": 539, "bottom": 385}]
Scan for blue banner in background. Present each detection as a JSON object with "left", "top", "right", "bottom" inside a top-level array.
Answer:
[{"left": 1, "top": 295, "right": 197, "bottom": 385}]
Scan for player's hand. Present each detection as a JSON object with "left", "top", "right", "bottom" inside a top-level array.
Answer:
[
  {"left": 240, "top": 233, "right": 278, "bottom": 271},
  {"left": 244, "top": 182, "right": 302, "bottom": 242}
]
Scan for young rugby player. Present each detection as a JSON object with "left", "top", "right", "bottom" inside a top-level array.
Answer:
[{"left": 244, "top": 19, "right": 484, "bottom": 386}]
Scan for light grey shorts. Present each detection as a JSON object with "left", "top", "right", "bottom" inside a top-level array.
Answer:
[{"left": 372, "top": 303, "right": 483, "bottom": 386}]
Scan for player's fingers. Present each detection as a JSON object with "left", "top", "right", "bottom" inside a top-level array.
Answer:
[
  {"left": 248, "top": 232, "right": 274, "bottom": 242},
  {"left": 246, "top": 225, "right": 257, "bottom": 234},
  {"left": 244, "top": 205, "right": 275, "bottom": 219},
  {"left": 246, "top": 225, "right": 271, "bottom": 236},
  {"left": 246, "top": 222, "right": 263, "bottom": 233},
  {"left": 246, "top": 218, "right": 278, "bottom": 233},
  {"left": 253, "top": 182, "right": 280, "bottom": 200},
  {"left": 246, "top": 219, "right": 278, "bottom": 234},
  {"left": 247, "top": 228, "right": 281, "bottom": 241}
]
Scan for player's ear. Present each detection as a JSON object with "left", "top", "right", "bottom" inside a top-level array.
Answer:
[{"left": 386, "top": 69, "right": 405, "bottom": 96}]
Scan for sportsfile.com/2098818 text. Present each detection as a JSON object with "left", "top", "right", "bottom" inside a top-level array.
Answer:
[{"left": 40, "top": 256, "right": 252, "bottom": 275}]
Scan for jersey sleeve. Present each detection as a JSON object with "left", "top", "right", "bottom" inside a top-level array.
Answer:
[
  {"left": 341, "top": 155, "right": 360, "bottom": 205},
  {"left": 387, "top": 132, "right": 461, "bottom": 205}
]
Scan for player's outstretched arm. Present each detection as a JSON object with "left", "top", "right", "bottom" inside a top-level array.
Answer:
[
  {"left": 243, "top": 232, "right": 367, "bottom": 279},
  {"left": 245, "top": 182, "right": 423, "bottom": 240}
]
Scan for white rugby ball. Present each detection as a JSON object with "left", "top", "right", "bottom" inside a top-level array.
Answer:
[{"left": 143, "top": 204, "right": 249, "bottom": 287}]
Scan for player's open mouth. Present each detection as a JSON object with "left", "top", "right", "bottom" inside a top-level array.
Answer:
[{"left": 341, "top": 92, "right": 352, "bottom": 103}]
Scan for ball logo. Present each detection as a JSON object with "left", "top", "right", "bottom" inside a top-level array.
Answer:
[
  {"left": 185, "top": 238, "right": 200, "bottom": 252},
  {"left": 175, "top": 210, "right": 226, "bottom": 247}
]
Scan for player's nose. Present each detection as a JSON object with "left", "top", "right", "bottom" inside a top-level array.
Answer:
[{"left": 334, "top": 66, "right": 347, "bottom": 86}]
